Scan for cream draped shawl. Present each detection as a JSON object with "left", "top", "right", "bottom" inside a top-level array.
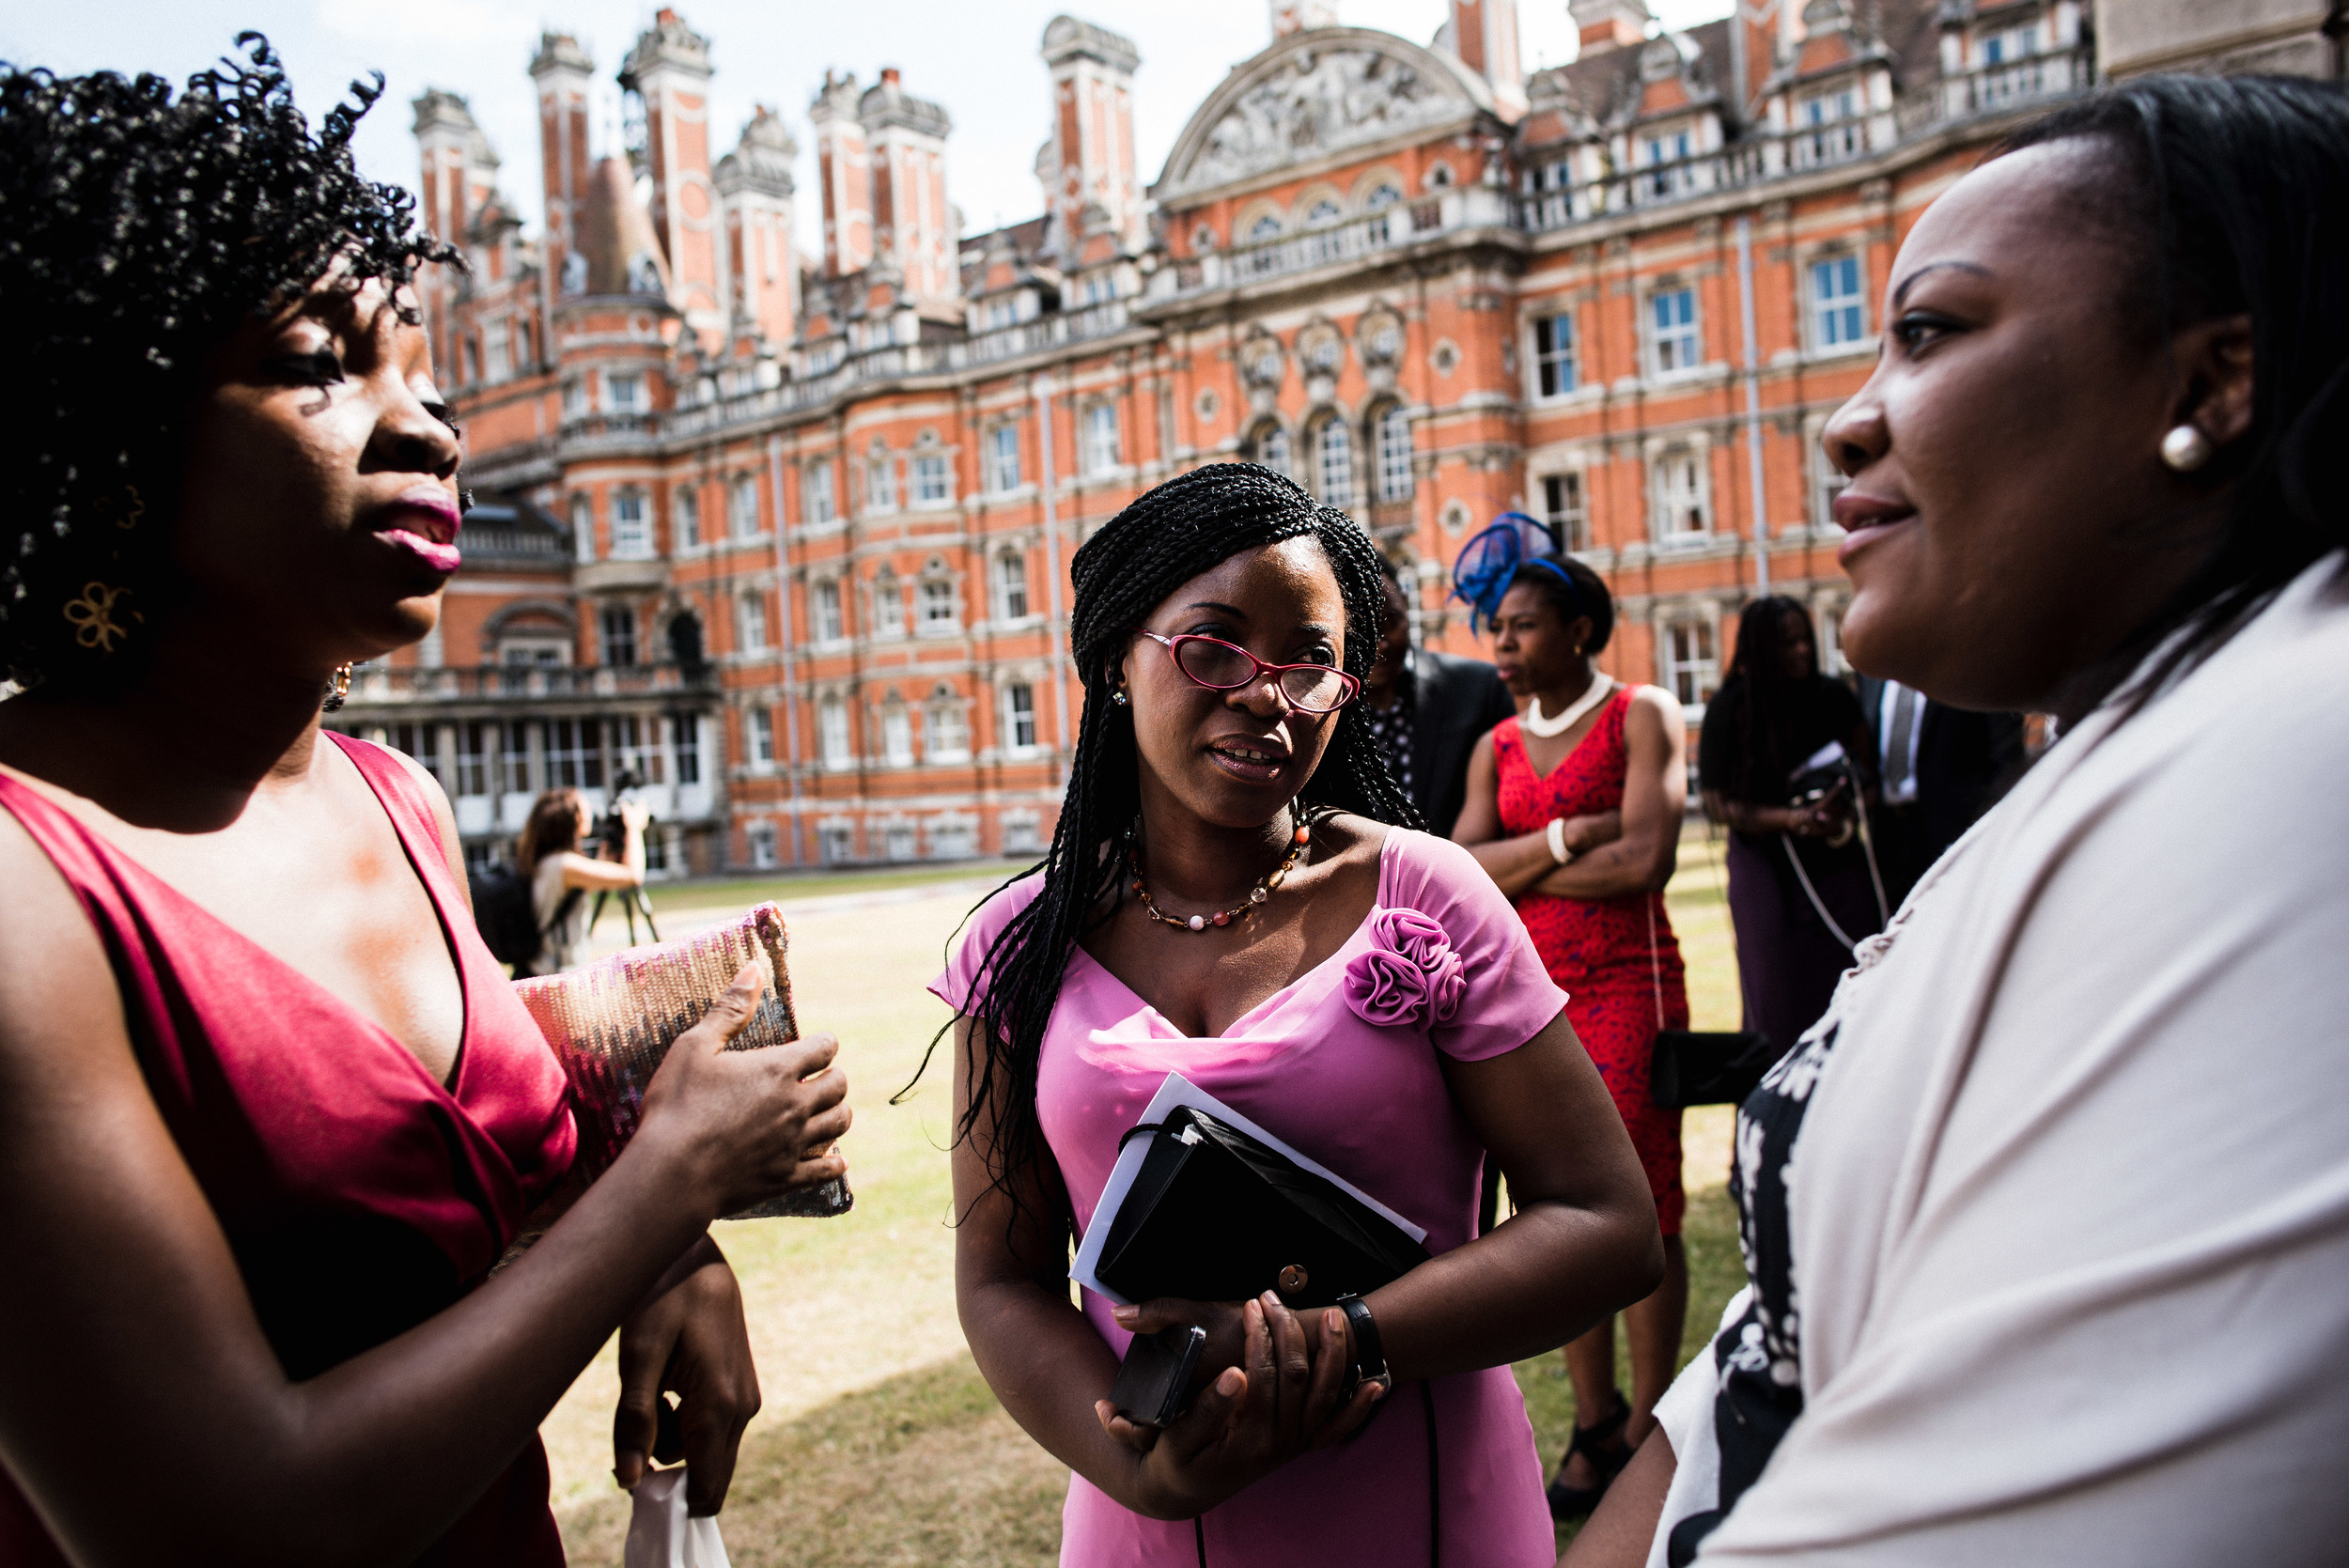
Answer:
[{"left": 1651, "top": 552, "right": 2349, "bottom": 1565}]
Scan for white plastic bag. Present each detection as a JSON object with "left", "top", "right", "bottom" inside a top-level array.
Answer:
[{"left": 623, "top": 1467, "right": 732, "bottom": 1568}]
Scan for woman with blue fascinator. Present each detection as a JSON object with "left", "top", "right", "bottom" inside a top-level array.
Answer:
[{"left": 1448, "top": 517, "right": 1692, "bottom": 1523}]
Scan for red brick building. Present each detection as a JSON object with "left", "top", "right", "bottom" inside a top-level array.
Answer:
[{"left": 344, "top": 0, "right": 2092, "bottom": 873}]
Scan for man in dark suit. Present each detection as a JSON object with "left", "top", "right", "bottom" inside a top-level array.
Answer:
[
  {"left": 1362, "top": 560, "right": 1517, "bottom": 835},
  {"left": 1857, "top": 674, "right": 2027, "bottom": 904}
]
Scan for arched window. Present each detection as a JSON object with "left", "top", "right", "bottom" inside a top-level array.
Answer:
[
  {"left": 1315, "top": 418, "right": 1354, "bottom": 508},
  {"left": 1249, "top": 213, "right": 1283, "bottom": 242},
  {"left": 881, "top": 697, "right": 914, "bottom": 768},
  {"left": 1364, "top": 183, "right": 1404, "bottom": 210},
  {"left": 1306, "top": 199, "right": 1343, "bottom": 227},
  {"left": 873, "top": 567, "right": 905, "bottom": 637},
  {"left": 1374, "top": 405, "right": 1414, "bottom": 503},
  {"left": 994, "top": 550, "right": 1029, "bottom": 621},
  {"left": 926, "top": 684, "right": 971, "bottom": 761},
  {"left": 1250, "top": 423, "right": 1292, "bottom": 479}
]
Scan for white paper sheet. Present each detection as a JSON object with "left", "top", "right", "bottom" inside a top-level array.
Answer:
[{"left": 1067, "top": 1071, "right": 1427, "bottom": 1307}]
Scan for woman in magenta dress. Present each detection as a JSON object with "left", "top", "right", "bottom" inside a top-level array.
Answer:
[
  {"left": 0, "top": 43, "right": 847, "bottom": 1563},
  {"left": 932, "top": 465, "right": 1663, "bottom": 1567},
  {"left": 1448, "top": 527, "right": 1690, "bottom": 1522}
]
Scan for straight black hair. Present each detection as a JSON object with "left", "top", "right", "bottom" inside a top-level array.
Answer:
[
  {"left": 1716, "top": 596, "right": 1818, "bottom": 802},
  {"left": 1996, "top": 75, "right": 2349, "bottom": 706}
]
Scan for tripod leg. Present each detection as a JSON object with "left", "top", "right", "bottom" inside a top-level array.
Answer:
[{"left": 587, "top": 890, "right": 610, "bottom": 939}]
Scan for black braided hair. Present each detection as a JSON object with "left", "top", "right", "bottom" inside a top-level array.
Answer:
[
  {"left": 909, "top": 463, "right": 1418, "bottom": 1259},
  {"left": 0, "top": 34, "right": 456, "bottom": 692}
]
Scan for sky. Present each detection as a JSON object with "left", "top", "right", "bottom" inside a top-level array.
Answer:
[{"left": 7, "top": 0, "right": 1731, "bottom": 257}]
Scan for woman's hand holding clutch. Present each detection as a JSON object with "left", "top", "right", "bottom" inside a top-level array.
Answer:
[
  {"left": 632, "top": 964, "right": 853, "bottom": 1223},
  {"left": 1094, "top": 1293, "right": 1383, "bottom": 1518}
]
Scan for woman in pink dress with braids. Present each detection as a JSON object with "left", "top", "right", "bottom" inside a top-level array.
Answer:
[{"left": 1449, "top": 520, "right": 1691, "bottom": 1525}]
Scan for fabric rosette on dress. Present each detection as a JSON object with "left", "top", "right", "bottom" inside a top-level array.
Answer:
[{"left": 1343, "top": 908, "right": 1469, "bottom": 1030}]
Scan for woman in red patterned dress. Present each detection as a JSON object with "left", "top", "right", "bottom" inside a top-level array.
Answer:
[{"left": 1450, "top": 531, "right": 1690, "bottom": 1522}]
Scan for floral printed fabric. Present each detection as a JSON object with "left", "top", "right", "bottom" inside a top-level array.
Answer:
[{"left": 1663, "top": 1019, "right": 1842, "bottom": 1566}]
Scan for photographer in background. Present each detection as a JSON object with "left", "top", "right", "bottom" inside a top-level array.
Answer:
[
  {"left": 1698, "top": 598, "right": 1883, "bottom": 1058},
  {"left": 514, "top": 786, "right": 645, "bottom": 975}
]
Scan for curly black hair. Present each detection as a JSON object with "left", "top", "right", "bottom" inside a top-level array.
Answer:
[
  {"left": 0, "top": 33, "right": 455, "bottom": 691},
  {"left": 905, "top": 463, "right": 1419, "bottom": 1260}
]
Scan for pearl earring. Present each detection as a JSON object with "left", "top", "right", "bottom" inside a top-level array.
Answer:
[{"left": 2160, "top": 424, "right": 2215, "bottom": 474}]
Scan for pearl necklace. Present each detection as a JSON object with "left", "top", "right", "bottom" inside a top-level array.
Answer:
[
  {"left": 1128, "top": 812, "right": 1311, "bottom": 933},
  {"left": 1522, "top": 675, "right": 1614, "bottom": 738}
]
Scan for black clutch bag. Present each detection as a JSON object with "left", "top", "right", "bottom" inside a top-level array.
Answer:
[
  {"left": 1652, "top": 1028, "right": 1781, "bottom": 1108},
  {"left": 1641, "top": 890, "right": 1786, "bottom": 1110},
  {"left": 1095, "top": 1105, "right": 1429, "bottom": 1310}
]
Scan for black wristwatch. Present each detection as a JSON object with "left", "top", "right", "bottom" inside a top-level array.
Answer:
[{"left": 1334, "top": 1293, "right": 1393, "bottom": 1401}]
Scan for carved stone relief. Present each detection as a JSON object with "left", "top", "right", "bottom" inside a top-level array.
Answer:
[{"left": 1179, "top": 47, "right": 1463, "bottom": 192}]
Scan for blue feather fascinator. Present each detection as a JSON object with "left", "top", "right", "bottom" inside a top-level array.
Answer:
[{"left": 1449, "top": 512, "right": 1581, "bottom": 629}]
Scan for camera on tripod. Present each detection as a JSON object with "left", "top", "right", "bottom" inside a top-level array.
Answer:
[
  {"left": 590, "top": 768, "right": 661, "bottom": 946},
  {"left": 601, "top": 767, "right": 648, "bottom": 858}
]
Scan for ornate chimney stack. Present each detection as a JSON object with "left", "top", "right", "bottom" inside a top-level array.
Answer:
[
  {"left": 1569, "top": 0, "right": 1653, "bottom": 56},
  {"left": 1447, "top": 0, "right": 1529, "bottom": 118},
  {"left": 1269, "top": 0, "right": 1338, "bottom": 38},
  {"left": 529, "top": 32, "right": 595, "bottom": 311},
  {"left": 619, "top": 8, "right": 723, "bottom": 348},
  {"left": 715, "top": 107, "right": 800, "bottom": 348},
  {"left": 808, "top": 70, "right": 873, "bottom": 277},
  {"left": 858, "top": 69, "right": 959, "bottom": 307},
  {"left": 411, "top": 89, "right": 498, "bottom": 378},
  {"left": 1038, "top": 16, "right": 1144, "bottom": 263}
]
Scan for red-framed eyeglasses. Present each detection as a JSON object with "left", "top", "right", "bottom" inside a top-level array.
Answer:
[{"left": 1137, "top": 631, "right": 1361, "bottom": 714}]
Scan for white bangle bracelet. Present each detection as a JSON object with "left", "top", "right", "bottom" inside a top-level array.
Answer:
[{"left": 1547, "top": 816, "right": 1571, "bottom": 864}]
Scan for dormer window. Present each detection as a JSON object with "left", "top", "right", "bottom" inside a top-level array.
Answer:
[
  {"left": 1643, "top": 129, "right": 1696, "bottom": 199},
  {"left": 1980, "top": 23, "right": 2038, "bottom": 64},
  {"left": 1796, "top": 87, "right": 1864, "bottom": 164},
  {"left": 987, "top": 299, "right": 1018, "bottom": 330}
]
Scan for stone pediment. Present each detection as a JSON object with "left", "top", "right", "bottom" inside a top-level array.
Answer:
[{"left": 1158, "top": 28, "right": 1493, "bottom": 201}]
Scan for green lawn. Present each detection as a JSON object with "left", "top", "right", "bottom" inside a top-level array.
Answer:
[
  {"left": 642, "top": 858, "right": 1035, "bottom": 917},
  {"left": 546, "top": 825, "right": 1748, "bottom": 1564}
]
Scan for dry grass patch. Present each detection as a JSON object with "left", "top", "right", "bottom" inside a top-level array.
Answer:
[{"left": 560, "top": 1355, "right": 1066, "bottom": 1568}]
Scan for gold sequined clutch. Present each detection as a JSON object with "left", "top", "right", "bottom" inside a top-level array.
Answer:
[{"left": 513, "top": 902, "right": 851, "bottom": 1222}]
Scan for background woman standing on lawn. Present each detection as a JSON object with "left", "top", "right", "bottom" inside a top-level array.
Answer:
[
  {"left": 1697, "top": 598, "right": 1882, "bottom": 1058},
  {"left": 0, "top": 42, "right": 848, "bottom": 1563},
  {"left": 1448, "top": 536, "right": 1690, "bottom": 1522},
  {"left": 935, "top": 464, "right": 1663, "bottom": 1567}
]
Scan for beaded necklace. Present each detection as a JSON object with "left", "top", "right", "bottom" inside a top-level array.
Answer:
[{"left": 1127, "top": 807, "right": 1312, "bottom": 933}]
